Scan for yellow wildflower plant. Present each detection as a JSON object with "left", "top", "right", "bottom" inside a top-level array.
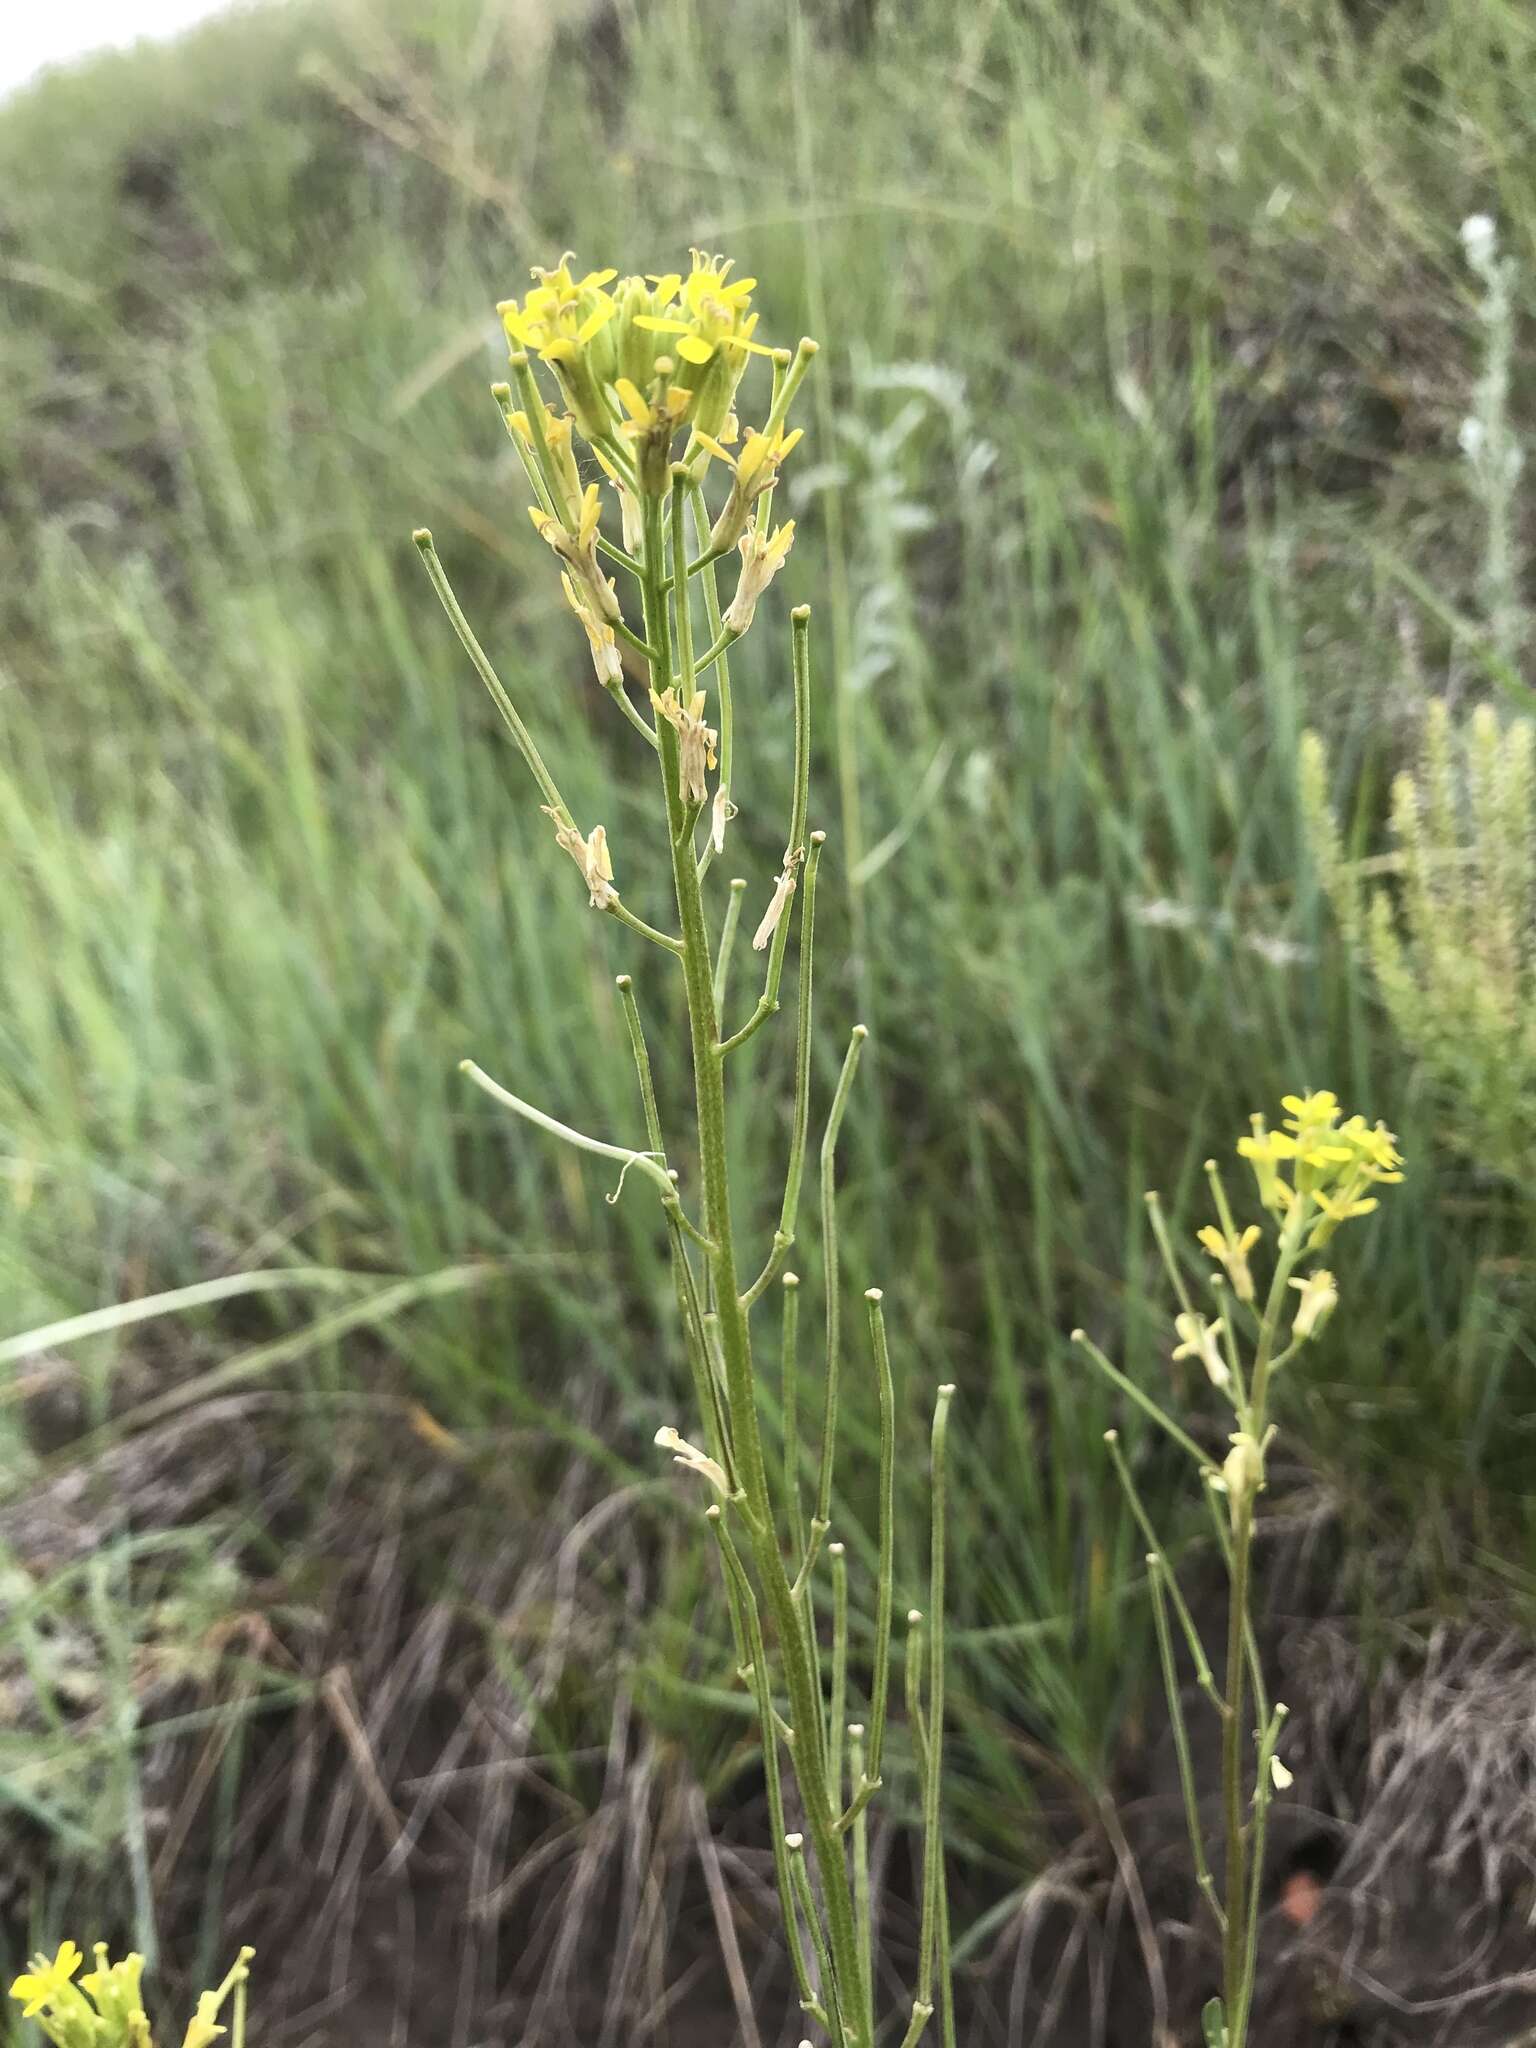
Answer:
[
  {"left": 1077, "top": 1097, "right": 1405, "bottom": 2048},
  {"left": 417, "top": 259, "right": 965, "bottom": 2048}
]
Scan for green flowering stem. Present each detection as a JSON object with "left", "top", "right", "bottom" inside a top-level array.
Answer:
[
  {"left": 829, "top": 1541, "right": 849, "bottom": 1794},
  {"left": 688, "top": 480, "right": 735, "bottom": 883},
  {"left": 1147, "top": 1549, "right": 1224, "bottom": 1932},
  {"left": 615, "top": 975, "right": 732, "bottom": 1476},
  {"left": 788, "top": 1832, "right": 844, "bottom": 2040},
  {"left": 1103, "top": 1430, "right": 1219, "bottom": 1704},
  {"left": 741, "top": 833, "right": 826, "bottom": 1307},
  {"left": 720, "top": 607, "right": 814, "bottom": 1056},
  {"left": 638, "top": 489, "right": 867, "bottom": 2048},
  {"left": 782, "top": 1272, "right": 806, "bottom": 1559},
  {"left": 415, "top": 530, "right": 682, "bottom": 954},
  {"left": 708, "top": 1504, "right": 827, "bottom": 2029},
  {"left": 815, "top": 1024, "right": 869, "bottom": 1529},
  {"left": 849, "top": 1722, "right": 875, "bottom": 2030},
  {"left": 859, "top": 1289, "right": 897, "bottom": 1795},
  {"left": 1233, "top": 1703, "right": 1289, "bottom": 2042},
  {"left": 1071, "top": 1328, "right": 1211, "bottom": 1470},
  {"left": 492, "top": 381, "right": 558, "bottom": 520},
  {"left": 413, "top": 530, "right": 569, "bottom": 821},
  {"left": 712, "top": 875, "right": 748, "bottom": 1024},
  {"left": 1220, "top": 1497, "right": 1253, "bottom": 2024},
  {"left": 917, "top": 1384, "right": 955, "bottom": 2014},
  {"left": 500, "top": 361, "right": 570, "bottom": 511},
  {"left": 1144, "top": 1189, "right": 1198, "bottom": 1319}
]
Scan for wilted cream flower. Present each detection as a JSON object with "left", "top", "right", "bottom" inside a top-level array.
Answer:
[
  {"left": 1172, "top": 1310, "right": 1229, "bottom": 1390},
  {"left": 654, "top": 1425, "right": 728, "bottom": 1496},
  {"left": 1218, "top": 1429, "right": 1267, "bottom": 1522},
  {"left": 1270, "top": 1753, "right": 1294, "bottom": 1792},
  {"left": 543, "top": 806, "right": 617, "bottom": 908},
  {"left": 710, "top": 783, "right": 737, "bottom": 856},
  {"left": 592, "top": 444, "right": 645, "bottom": 552},
  {"left": 752, "top": 863, "right": 798, "bottom": 952},
  {"left": 560, "top": 572, "right": 622, "bottom": 684},
  {"left": 723, "top": 519, "right": 795, "bottom": 634},
  {"left": 651, "top": 686, "right": 718, "bottom": 804},
  {"left": 529, "top": 482, "right": 621, "bottom": 623},
  {"left": 1288, "top": 1268, "right": 1338, "bottom": 1341}
]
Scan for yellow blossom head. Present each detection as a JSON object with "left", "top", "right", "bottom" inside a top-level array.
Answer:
[
  {"left": 1238, "top": 1094, "right": 1404, "bottom": 1246},
  {"left": 499, "top": 256, "right": 620, "bottom": 439},
  {"left": 631, "top": 250, "right": 776, "bottom": 437}
]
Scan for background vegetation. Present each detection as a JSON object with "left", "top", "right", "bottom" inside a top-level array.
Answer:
[{"left": 3, "top": 0, "right": 1534, "bottom": 2037}]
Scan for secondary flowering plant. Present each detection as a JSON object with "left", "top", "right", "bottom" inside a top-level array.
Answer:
[
  {"left": 8, "top": 1943, "right": 252, "bottom": 2048},
  {"left": 1075, "top": 1092, "right": 1403, "bottom": 2048},
  {"left": 414, "top": 252, "right": 955, "bottom": 2048}
]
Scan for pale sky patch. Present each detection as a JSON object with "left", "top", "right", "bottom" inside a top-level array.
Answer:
[{"left": 2, "top": 0, "right": 233, "bottom": 100}]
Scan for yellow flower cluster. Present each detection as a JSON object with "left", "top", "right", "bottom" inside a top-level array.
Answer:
[
  {"left": 1237, "top": 1090, "right": 1403, "bottom": 1245},
  {"left": 9, "top": 1944, "right": 251, "bottom": 2048},
  {"left": 472, "top": 247, "right": 815, "bottom": 910},
  {"left": 499, "top": 249, "right": 776, "bottom": 449}
]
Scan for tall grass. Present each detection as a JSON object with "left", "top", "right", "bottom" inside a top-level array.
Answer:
[{"left": 3, "top": 0, "right": 1535, "bottom": 1970}]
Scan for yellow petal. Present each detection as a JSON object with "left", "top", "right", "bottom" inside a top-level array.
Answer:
[
  {"left": 576, "top": 297, "right": 617, "bottom": 345},
  {"left": 632, "top": 314, "right": 690, "bottom": 335},
  {"left": 692, "top": 429, "right": 734, "bottom": 467},
  {"left": 613, "top": 377, "right": 650, "bottom": 424},
  {"left": 676, "top": 334, "right": 715, "bottom": 365}
]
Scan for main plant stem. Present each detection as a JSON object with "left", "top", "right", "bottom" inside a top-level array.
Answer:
[
  {"left": 641, "top": 491, "right": 866, "bottom": 2048},
  {"left": 1220, "top": 1495, "right": 1251, "bottom": 2027},
  {"left": 1221, "top": 1205, "right": 1304, "bottom": 2046}
]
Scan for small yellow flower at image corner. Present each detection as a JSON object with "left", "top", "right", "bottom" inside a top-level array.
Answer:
[{"left": 10, "top": 1941, "right": 84, "bottom": 2019}]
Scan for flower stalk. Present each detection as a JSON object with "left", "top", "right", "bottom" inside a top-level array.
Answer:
[
  {"left": 1076, "top": 1092, "right": 1403, "bottom": 2047},
  {"left": 414, "top": 249, "right": 954, "bottom": 2046}
]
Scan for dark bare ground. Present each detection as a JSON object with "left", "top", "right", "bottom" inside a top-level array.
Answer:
[{"left": 6, "top": 1400, "right": 1536, "bottom": 2047}]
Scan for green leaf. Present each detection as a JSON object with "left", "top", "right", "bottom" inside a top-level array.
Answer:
[{"left": 1202, "top": 1996, "right": 1228, "bottom": 2048}]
